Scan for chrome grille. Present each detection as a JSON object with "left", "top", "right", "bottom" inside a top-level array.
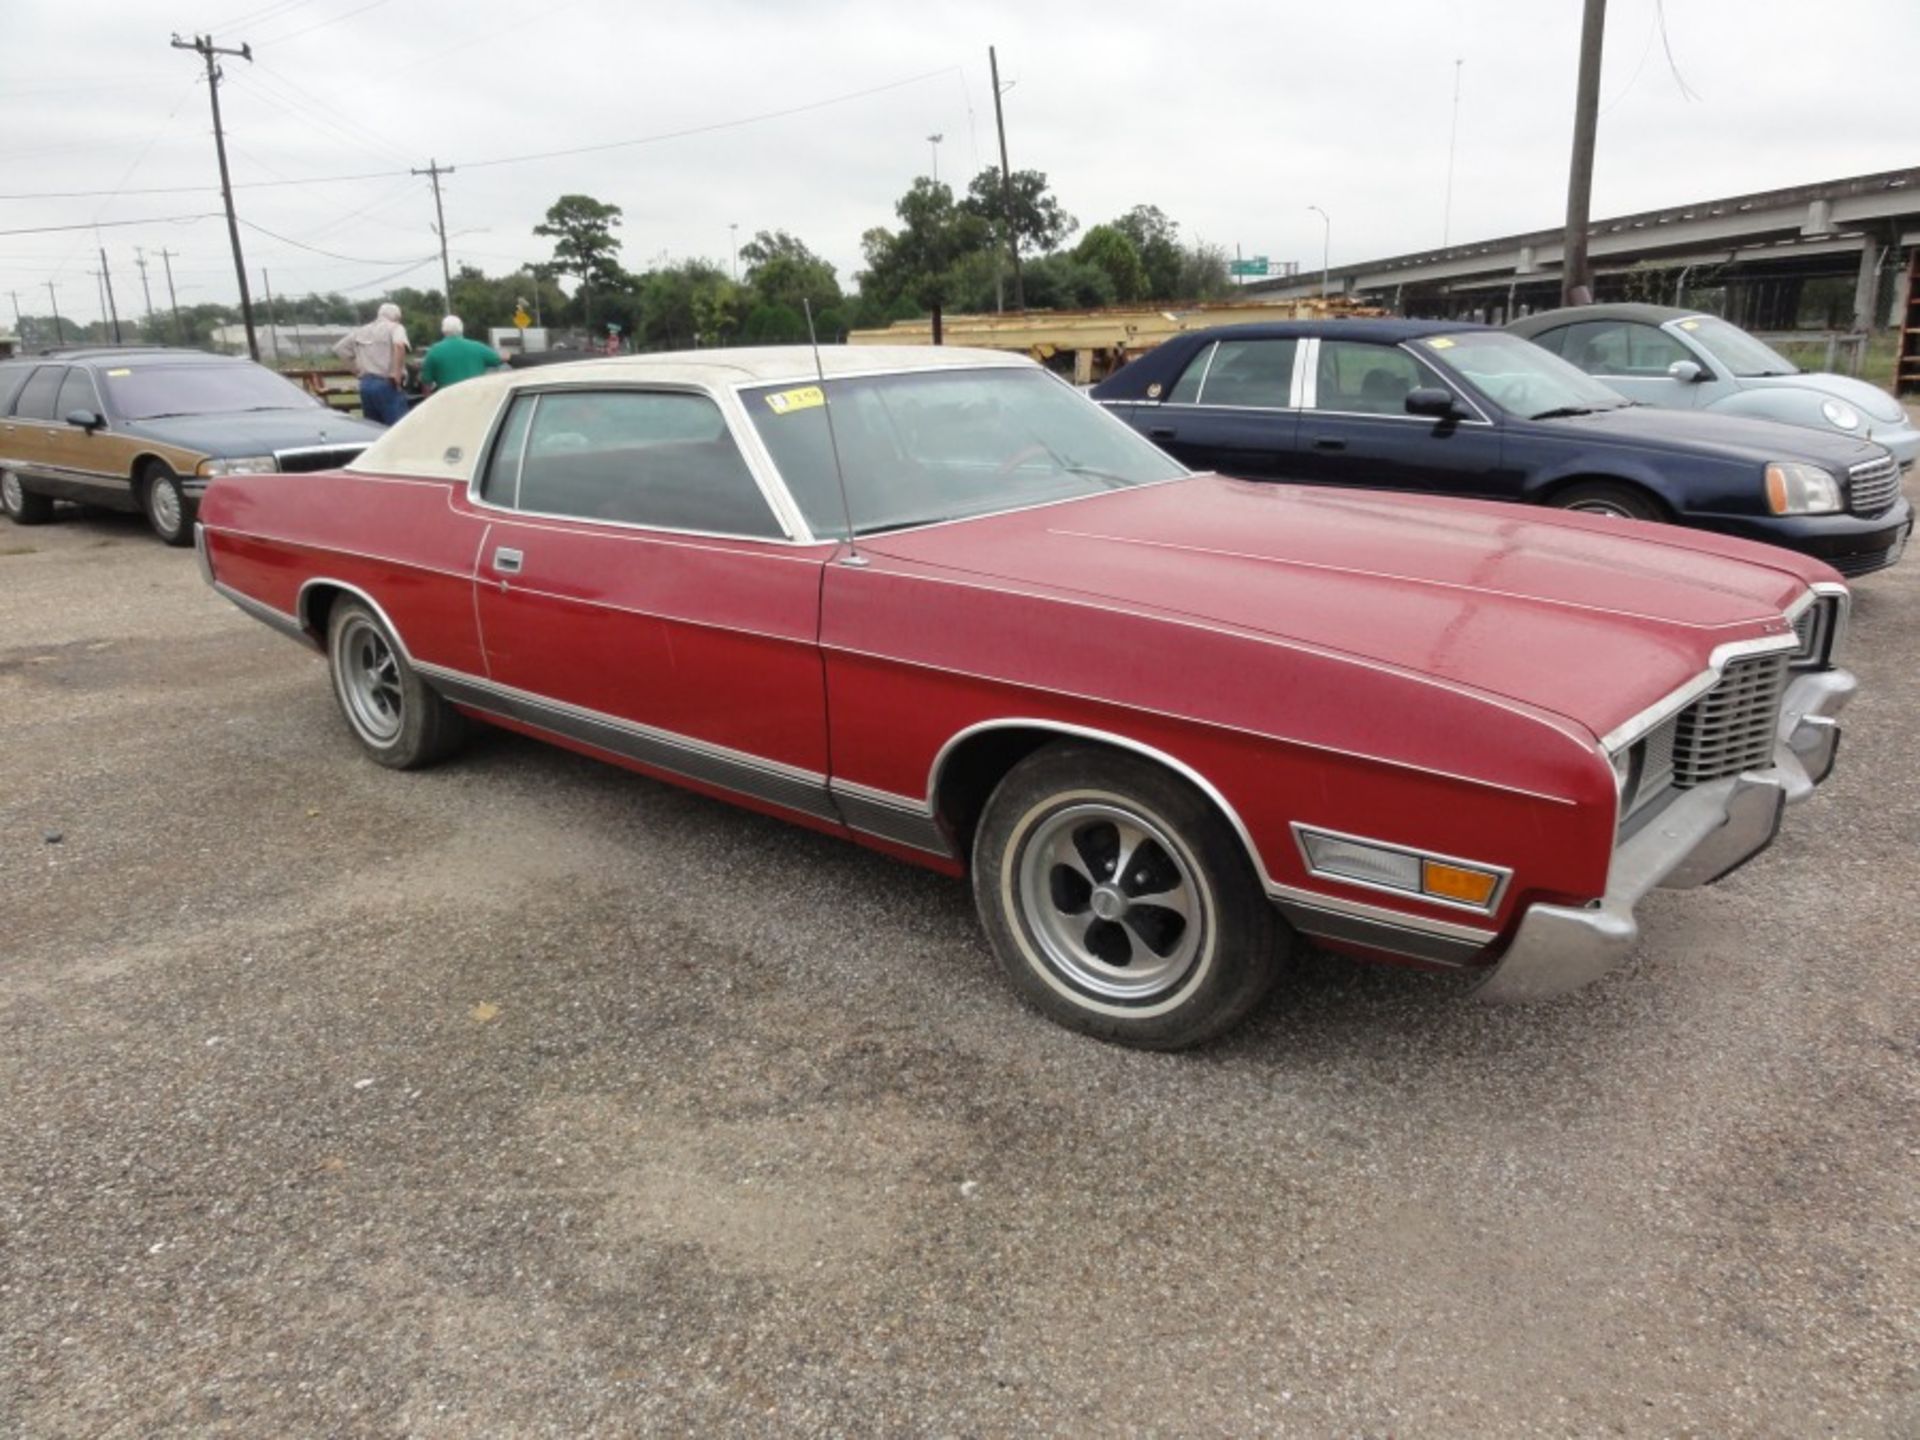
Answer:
[
  {"left": 1671, "top": 652, "right": 1789, "bottom": 786},
  {"left": 275, "top": 445, "right": 366, "bottom": 474},
  {"left": 1848, "top": 455, "right": 1901, "bottom": 517}
]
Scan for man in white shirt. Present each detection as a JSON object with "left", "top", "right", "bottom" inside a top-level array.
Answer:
[{"left": 332, "top": 302, "right": 411, "bottom": 425}]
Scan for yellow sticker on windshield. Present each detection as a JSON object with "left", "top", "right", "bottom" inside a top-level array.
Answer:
[
  {"left": 106, "top": 368, "right": 132, "bottom": 377},
  {"left": 765, "top": 385, "right": 825, "bottom": 415},
  {"left": 1425, "top": 337, "right": 1455, "bottom": 350},
  {"left": 1679, "top": 319, "right": 1700, "bottom": 330}
]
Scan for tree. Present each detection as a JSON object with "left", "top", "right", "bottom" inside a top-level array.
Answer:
[
  {"left": 960, "top": 167, "right": 1077, "bottom": 259},
  {"left": 1073, "top": 225, "right": 1148, "bottom": 303},
  {"left": 1175, "top": 240, "right": 1233, "bottom": 301},
  {"left": 1020, "top": 254, "right": 1118, "bottom": 310},
  {"left": 858, "top": 179, "right": 992, "bottom": 342},
  {"left": 739, "top": 229, "right": 842, "bottom": 323},
  {"left": 636, "top": 260, "right": 740, "bottom": 349},
  {"left": 534, "top": 193, "right": 625, "bottom": 327},
  {"left": 1113, "top": 205, "right": 1184, "bottom": 301}
]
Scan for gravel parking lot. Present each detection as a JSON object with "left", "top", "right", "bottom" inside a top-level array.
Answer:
[{"left": 3, "top": 469, "right": 1917, "bottom": 1437}]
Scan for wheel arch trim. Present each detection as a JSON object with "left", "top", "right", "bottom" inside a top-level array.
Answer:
[{"left": 297, "top": 576, "right": 416, "bottom": 665}]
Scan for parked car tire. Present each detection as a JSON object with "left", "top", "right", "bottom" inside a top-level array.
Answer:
[
  {"left": 325, "top": 599, "right": 467, "bottom": 769},
  {"left": 1, "top": 468, "right": 54, "bottom": 525},
  {"left": 1548, "top": 480, "right": 1666, "bottom": 521},
  {"left": 140, "top": 461, "right": 193, "bottom": 546},
  {"left": 972, "top": 742, "right": 1287, "bottom": 1048}
]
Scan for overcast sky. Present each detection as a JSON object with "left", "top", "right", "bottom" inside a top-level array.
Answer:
[{"left": 3, "top": 0, "right": 1914, "bottom": 326}]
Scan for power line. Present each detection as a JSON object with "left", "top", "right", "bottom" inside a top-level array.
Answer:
[
  {"left": 238, "top": 217, "right": 422, "bottom": 266},
  {"left": 0, "top": 212, "right": 222, "bottom": 238},
  {"left": 253, "top": 0, "right": 393, "bottom": 47}
]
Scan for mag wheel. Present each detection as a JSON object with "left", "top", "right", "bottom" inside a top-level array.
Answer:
[
  {"left": 1550, "top": 481, "right": 1664, "bottom": 521},
  {"left": 325, "top": 599, "right": 466, "bottom": 769},
  {"left": 141, "top": 462, "right": 192, "bottom": 545},
  {"left": 972, "top": 742, "right": 1287, "bottom": 1048}
]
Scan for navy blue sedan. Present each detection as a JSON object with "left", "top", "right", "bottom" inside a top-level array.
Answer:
[{"left": 1091, "top": 320, "right": 1911, "bottom": 577}]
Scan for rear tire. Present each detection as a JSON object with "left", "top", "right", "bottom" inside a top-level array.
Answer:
[
  {"left": 1, "top": 469, "right": 54, "bottom": 526},
  {"left": 1548, "top": 480, "right": 1665, "bottom": 521},
  {"left": 972, "top": 742, "right": 1287, "bottom": 1049},
  {"left": 325, "top": 599, "right": 467, "bottom": 769},
  {"left": 141, "top": 461, "right": 193, "bottom": 546}
]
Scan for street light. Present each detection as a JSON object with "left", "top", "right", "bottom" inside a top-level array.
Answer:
[
  {"left": 729, "top": 222, "right": 739, "bottom": 283},
  {"left": 927, "top": 132, "right": 943, "bottom": 185},
  {"left": 1307, "top": 205, "right": 1331, "bottom": 301}
]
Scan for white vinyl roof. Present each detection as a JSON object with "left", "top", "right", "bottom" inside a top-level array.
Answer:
[{"left": 345, "top": 344, "right": 1032, "bottom": 483}]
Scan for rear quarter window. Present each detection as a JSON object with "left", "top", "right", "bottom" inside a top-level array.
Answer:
[{"left": 12, "top": 366, "right": 65, "bottom": 421}]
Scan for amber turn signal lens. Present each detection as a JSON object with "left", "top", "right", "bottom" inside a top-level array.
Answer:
[{"left": 1421, "top": 860, "right": 1499, "bottom": 907}]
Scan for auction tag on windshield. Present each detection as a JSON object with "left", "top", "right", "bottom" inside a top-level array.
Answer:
[
  {"left": 1425, "top": 337, "right": 1455, "bottom": 350},
  {"left": 764, "top": 385, "right": 825, "bottom": 415},
  {"left": 106, "top": 368, "right": 132, "bottom": 377},
  {"left": 1679, "top": 319, "right": 1700, "bottom": 331}
]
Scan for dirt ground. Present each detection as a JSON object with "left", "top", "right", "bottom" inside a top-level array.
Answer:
[{"left": 2, "top": 468, "right": 1917, "bottom": 1436}]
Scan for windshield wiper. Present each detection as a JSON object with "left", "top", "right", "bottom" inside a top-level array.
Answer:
[
  {"left": 1061, "top": 462, "right": 1136, "bottom": 489},
  {"left": 1529, "top": 404, "right": 1601, "bottom": 420}
]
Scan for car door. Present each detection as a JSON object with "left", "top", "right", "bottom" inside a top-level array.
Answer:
[
  {"left": 1294, "top": 338, "right": 1506, "bottom": 496},
  {"left": 466, "top": 384, "right": 837, "bottom": 812},
  {"left": 1129, "top": 337, "right": 1301, "bottom": 478},
  {"left": 4, "top": 365, "right": 68, "bottom": 489},
  {"left": 1551, "top": 319, "right": 1715, "bottom": 409},
  {"left": 51, "top": 367, "right": 134, "bottom": 504}
]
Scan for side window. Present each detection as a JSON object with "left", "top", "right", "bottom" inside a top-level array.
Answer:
[
  {"left": 480, "top": 393, "right": 535, "bottom": 505},
  {"left": 1165, "top": 343, "right": 1215, "bottom": 404},
  {"left": 13, "top": 366, "right": 65, "bottom": 421},
  {"left": 56, "top": 369, "right": 101, "bottom": 422},
  {"left": 1315, "top": 342, "right": 1424, "bottom": 415},
  {"left": 1529, "top": 326, "right": 1570, "bottom": 358},
  {"left": 509, "top": 390, "right": 782, "bottom": 538},
  {"left": 1625, "top": 323, "right": 1692, "bottom": 374},
  {"left": 0, "top": 365, "right": 33, "bottom": 414},
  {"left": 1558, "top": 321, "right": 1631, "bottom": 375},
  {"left": 1193, "top": 339, "right": 1297, "bottom": 408}
]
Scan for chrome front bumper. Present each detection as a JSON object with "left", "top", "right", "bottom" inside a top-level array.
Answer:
[{"left": 1474, "top": 668, "right": 1855, "bottom": 1004}]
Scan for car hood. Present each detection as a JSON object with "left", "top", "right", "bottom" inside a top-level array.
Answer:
[
  {"left": 1733, "top": 370, "right": 1909, "bottom": 426},
  {"left": 864, "top": 476, "right": 1814, "bottom": 741},
  {"left": 125, "top": 409, "right": 383, "bottom": 457},
  {"left": 1531, "top": 403, "right": 1887, "bottom": 468}
]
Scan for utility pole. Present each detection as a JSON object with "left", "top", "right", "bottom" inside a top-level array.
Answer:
[
  {"left": 1560, "top": 0, "right": 1607, "bottom": 306},
  {"left": 44, "top": 281, "right": 63, "bottom": 344},
  {"left": 172, "top": 33, "right": 258, "bottom": 359},
  {"left": 88, "top": 268, "right": 108, "bottom": 341},
  {"left": 926, "top": 133, "right": 943, "bottom": 185},
  {"left": 6, "top": 290, "right": 20, "bottom": 339},
  {"left": 729, "top": 222, "right": 739, "bottom": 283},
  {"left": 261, "top": 268, "right": 278, "bottom": 360},
  {"left": 97, "top": 249, "right": 125, "bottom": 343},
  {"left": 157, "top": 248, "right": 184, "bottom": 344},
  {"left": 134, "top": 246, "right": 157, "bottom": 337},
  {"left": 988, "top": 46, "right": 1023, "bottom": 311},
  {"left": 412, "top": 158, "right": 455, "bottom": 308}
]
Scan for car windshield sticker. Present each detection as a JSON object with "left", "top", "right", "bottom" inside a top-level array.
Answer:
[
  {"left": 765, "top": 385, "right": 825, "bottom": 415},
  {"left": 1679, "top": 320, "right": 1700, "bottom": 331},
  {"left": 1425, "top": 337, "right": 1455, "bottom": 350},
  {"left": 106, "top": 368, "right": 132, "bottom": 377}
]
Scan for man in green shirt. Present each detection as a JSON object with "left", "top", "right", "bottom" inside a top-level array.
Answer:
[{"left": 420, "top": 315, "right": 507, "bottom": 394}]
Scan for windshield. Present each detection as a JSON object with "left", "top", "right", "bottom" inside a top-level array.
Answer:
[
  {"left": 1418, "top": 330, "right": 1630, "bottom": 419},
  {"left": 743, "top": 366, "right": 1185, "bottom": 539},
  {"left": 1673, "top": 315, "right": 1798, "bottom": 377},
  {"left": 99, "top": 362, "right": 322, "bottom": 421}
]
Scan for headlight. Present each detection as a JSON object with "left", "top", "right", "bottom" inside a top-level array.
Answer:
[
  {"left": 1764, "top": 462, "right": 1841, "bottom": 516},
  {"left": 1820, "top": 399, "right": 1861, "bottom": 431},
  {"left": 196, "top": 456, "right": 279, "bottom": 477}
]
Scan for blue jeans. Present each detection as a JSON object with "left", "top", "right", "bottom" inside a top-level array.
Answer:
[{"left": 359, "top": 376, "right": 410, "bottom": 425}]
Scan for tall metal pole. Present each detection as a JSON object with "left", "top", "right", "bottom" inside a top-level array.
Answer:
[
  {"left": 1560, "top": 0, "right": 1607, "bottom": 306},
  {"left": 1442, "top": 58, "right": 1464, "bottom": 246},
  {"left": 172, "top": 33, "right": 258, "bottom": 359},
  {"left": 1308, "top": 206, "right": 1331, "bottom": 300},
  {"left": 729, "top": 222, "right": 739, "bottom": 283},
  {"left": 89, "top": 270, "right": 108, "bottom": 340},
  {"left": 157, "top": 249, "right": 183, "bottom": 344},
  {"left": 412, "top": 159, "right": 455, "bottom": 308},
  {"left": 134, "top": 246, "right": 157, "bottom": 335},
  {"left": 988, "top": 46, "right": 1023, "bottom": 311},
  {"left": 98, "top": 248, "right": 123, "bottom": 343},
  {"left": 926, "top": 133, "right": 942, "bottom": 184},
  {"left": 44, "top": 281, "right": 63, "bottom": 344}
]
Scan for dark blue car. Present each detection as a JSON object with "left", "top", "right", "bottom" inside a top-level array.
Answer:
[{"left": 1090, "top": 320, "right": 1911, "bottom": 577}]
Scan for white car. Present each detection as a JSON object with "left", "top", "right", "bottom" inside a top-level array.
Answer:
[{"left": 1509, "top": 304, "right": 1918, "bottom": 470}]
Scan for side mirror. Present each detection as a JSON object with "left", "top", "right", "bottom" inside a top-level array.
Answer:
[
  {"left": 1404, "top": 387, "right": 1460, "bottom": 419},
  {"left": 1667, "top": 359, "right": 1706, "bottom": 383},
  {"left": 65, "top": 409, "right": 104, "bottom": 432}
]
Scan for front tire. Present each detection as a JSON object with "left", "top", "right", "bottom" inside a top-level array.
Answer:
[
  {"left": 141, "top": 461, "right": 193, "bottom": 546},
  {"left": 972, "top": 743, "right": 1287, "bottom": 1048},
  {"left": 1548, "top": 480, "right": 1666, "bottom": 521},
  {"left": 326, "top": 599, "right": 467, "bottom": 769},
  {"left": 1, "top": 468, "right": 54, "bottom": 526}
]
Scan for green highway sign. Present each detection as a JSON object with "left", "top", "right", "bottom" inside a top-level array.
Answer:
[{"left": 1229, "top": 256, "right": 1271, "bottom": 277}]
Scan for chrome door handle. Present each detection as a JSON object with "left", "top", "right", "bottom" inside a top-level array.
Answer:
[{"left": 493, "top": 546, "right": 523, "bottom": 574}]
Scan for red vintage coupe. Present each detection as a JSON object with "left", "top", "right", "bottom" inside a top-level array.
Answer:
[{"left": 198, "top": 347, "right": 1857, "bottom": 1047}]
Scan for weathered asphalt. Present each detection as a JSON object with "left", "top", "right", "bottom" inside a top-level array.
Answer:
[{"left": 2, "top": 471, "right": 1916, "bottom": 1437}]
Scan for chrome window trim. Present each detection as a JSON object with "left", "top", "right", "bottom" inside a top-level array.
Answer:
[
  {"left": 1289, "top": 821, "right": 1512, "bottom": 916},
  {"left": 1186, "top": 340, "right": 1220, "bottom": 405},
  {"left": 461, "top": 381, "right": 809, "bottom": 545}
]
